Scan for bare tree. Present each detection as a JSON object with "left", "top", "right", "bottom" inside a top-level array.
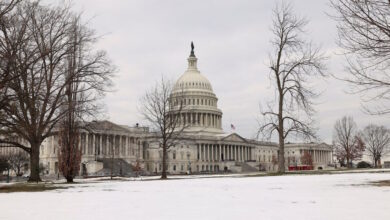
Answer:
[
  {"left": 57, "top": 16, "right": 112, "bottom": 183},
  {"left": 300, "top": 151, "right": 313, "bottom": 166},
  {"left": 0, "top": 0, "right": 22, "bottom": 110},
  {"left": 8, "top": 151, "right": 29, "bottom": 176},
  {"left": 140, "top": 76, "right": 186, "bottom": 179},
  {"left": 0, "top": 2, "right": 114, "bottom": 182},
  {"left": 330, "top": 0, "right": 390, "bottom": 114},
  {"left": 361, "top": 124, "right": 390, "bottom": 167},
  {"left": 333, "top": 116, "right": 365, "bottom": 168},
  {"left": 257, "top": 3, "right": 327, "bottom": 173}
]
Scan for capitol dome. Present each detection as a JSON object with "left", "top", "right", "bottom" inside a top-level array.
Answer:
[{"left": 170, "top": 43, "right": 223, "bottom": 134}]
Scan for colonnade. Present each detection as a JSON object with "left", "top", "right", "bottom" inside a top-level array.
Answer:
[
  {"left": 44, "top": 133, "right": 143, "bottom": 159},
  {"left": 80, "top": 133, "right": 142, "bottom": 159},
  {"left": 302, "top": 149, "right": 331, "bottom": 164},
  {"left": 178, "top": 112, "right": 222, "bottom": 128},
  {"left": 197, "top": 143, "right": 252, "bottom": 162}
]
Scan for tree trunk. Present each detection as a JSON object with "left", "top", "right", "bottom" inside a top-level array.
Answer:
[
  {"left": 66, "top": 177, "right": 74, "bottom": 183},
  {"left": 278, "top": 91, "right": 285, "bottom": 173},
  {"left": 161, "top": 143, "right": 167, "bottom": 179},
  {"left": 28, "top": 141, "right": 42, "bottom": 182},
  {"left": 374, "top": 157, "right": 380, "bottom": 168},
  {"left": 346, "top": 158, "right": 351, "bottom": 168},
  {"left": 278, "top": 136, "right": 285, "bottom": 173}
]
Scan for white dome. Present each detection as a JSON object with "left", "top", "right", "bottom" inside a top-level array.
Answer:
[
  {"left": 173, "top": 69, "right": 213, "bottom": 93},
  {"left": 169, "top": 43, "right": 224, "bottom": 135}
]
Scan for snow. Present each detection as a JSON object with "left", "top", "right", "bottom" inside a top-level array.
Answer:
[{"left": 1, "top": 172, "right": 389, "bottom": 220}]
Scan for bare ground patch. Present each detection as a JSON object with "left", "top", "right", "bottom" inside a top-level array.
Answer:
[
  {"left": 0, "top": 183, "right": 67, "bottom": 193},
  {"left": 371, "top": 180, "right": 390, "bottom": 187}
]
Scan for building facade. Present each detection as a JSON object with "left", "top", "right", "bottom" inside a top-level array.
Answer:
[{"left": 3, "top": 45, "right": 333, "bottom": 176}]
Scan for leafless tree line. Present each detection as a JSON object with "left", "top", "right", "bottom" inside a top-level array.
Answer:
[
  {"left": 330, "top": 0, "right": 390, "bottom": 115},
  {"left": 333, "top": 115, "right": 390, "bottom": 168},
  {"left": 0, "top": 1, "right": 114, "bottom": 182}
]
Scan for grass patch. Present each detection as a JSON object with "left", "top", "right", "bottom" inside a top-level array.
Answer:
[
  {"left": 0, "top": 183, "right": 67, "bottom": 193},
  {"left": 371, "top": 180, "right": 390, "bottom": 187}
]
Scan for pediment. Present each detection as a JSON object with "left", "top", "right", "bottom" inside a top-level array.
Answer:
[
  {"left": 87, "top": 120, "right": 130, "bottom": 133},
  {"left": 221, "top": 133, "right": 247, "bottom": 143}
]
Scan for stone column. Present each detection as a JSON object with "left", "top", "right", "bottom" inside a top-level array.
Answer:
[
  {"left": 209, "top": 144, "right": 213, "bottom": 162},
  {"left": 92, "top": 133, "right": 95, "bottom": 157},
  {"left": 318, "top": 150, "right": 320, "bottom": 163},
  {"left": 200, "top": 144, "right": 203, "bottom": 161},
  {"left": 242, "top": 146, "right": 244, "bottom": 161},
  {"left": 232, "top": 145, "right": 235, "bottom": 161},
  {"left": 319, "top": 150, "right": 321, "bottom": 163},
  {"left": 226, "top": 145, "right": 229, "bottom": 160},
  {"left": 51, "top": 136, "right": 54, "bottom": 155},
  {"left": 212, "top": 145, "right": 215, "bottom": 161},
  {"left": 204, "top": 144, "right": 206, "bottom": 161},
  {"left": 98, "top": 134, "right": 102, "bottom": 156},
  {"left": 211, "top": 144, "right": 213, "bottom": 161},
  {"left": 209, "top": 144, "right": 212, "bottom": 161},
  {"left": 120, "top": 136, "right": 123, "bottom": 156},
  {"left": 241, "top": 146, "right": 243, "bottom": 161},
  {"left": 226, "top": 145, "right": 228, "bottom": 160},
  {"left": 84, "top": 133, "right": 88, "bottom": 155},
  {"left": 107, "top": 135, "right": 110, "bottom": 156},
  {"left": 206, "top": 144, "right": 208, "bottom": 161},
  {"left": 244, "top": 146, "right": 246, "bottom": 161},
  {"left": 219, "top": 144, "right": 221, "bottom": 161},
  {"left": 203, "top": 144, "right": 206, "bottom": 161}
]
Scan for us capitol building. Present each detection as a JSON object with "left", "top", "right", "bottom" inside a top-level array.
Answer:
[{"left": 33, "top": 45, "right": 332, "bottom": 176}]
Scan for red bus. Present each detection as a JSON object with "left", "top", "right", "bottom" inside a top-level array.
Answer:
[{"left": 288, "top": 165, "right": 313, "bottom": 171}]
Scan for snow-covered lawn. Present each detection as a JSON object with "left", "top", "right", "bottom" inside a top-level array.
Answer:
[{"left": 1, "top": 173, "right": 389, "bottom": 220}]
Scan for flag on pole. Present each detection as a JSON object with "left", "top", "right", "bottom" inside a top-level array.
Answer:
[{"left": 230, "top": 124, "right": 236, "bottom": 130}]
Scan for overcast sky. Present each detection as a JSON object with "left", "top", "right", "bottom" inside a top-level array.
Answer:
[{"left": 47, "top": 0, "right": 390, "bottom": 143}]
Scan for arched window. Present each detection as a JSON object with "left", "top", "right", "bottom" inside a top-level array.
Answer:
[{"left": 173, "top": 165, "right": 176, "bottom": 171}]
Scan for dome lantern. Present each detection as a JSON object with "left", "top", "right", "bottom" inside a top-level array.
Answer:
[{"left": 187, "top": 41, "right": 198, "bottom": 70}]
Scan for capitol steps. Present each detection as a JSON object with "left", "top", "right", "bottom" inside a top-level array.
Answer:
[
  {"left": 94, "top": 158, "right": 134, "bottom": 176},
  {"left": 234, "top": 162, "right": 259, "bottom": 172}
]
